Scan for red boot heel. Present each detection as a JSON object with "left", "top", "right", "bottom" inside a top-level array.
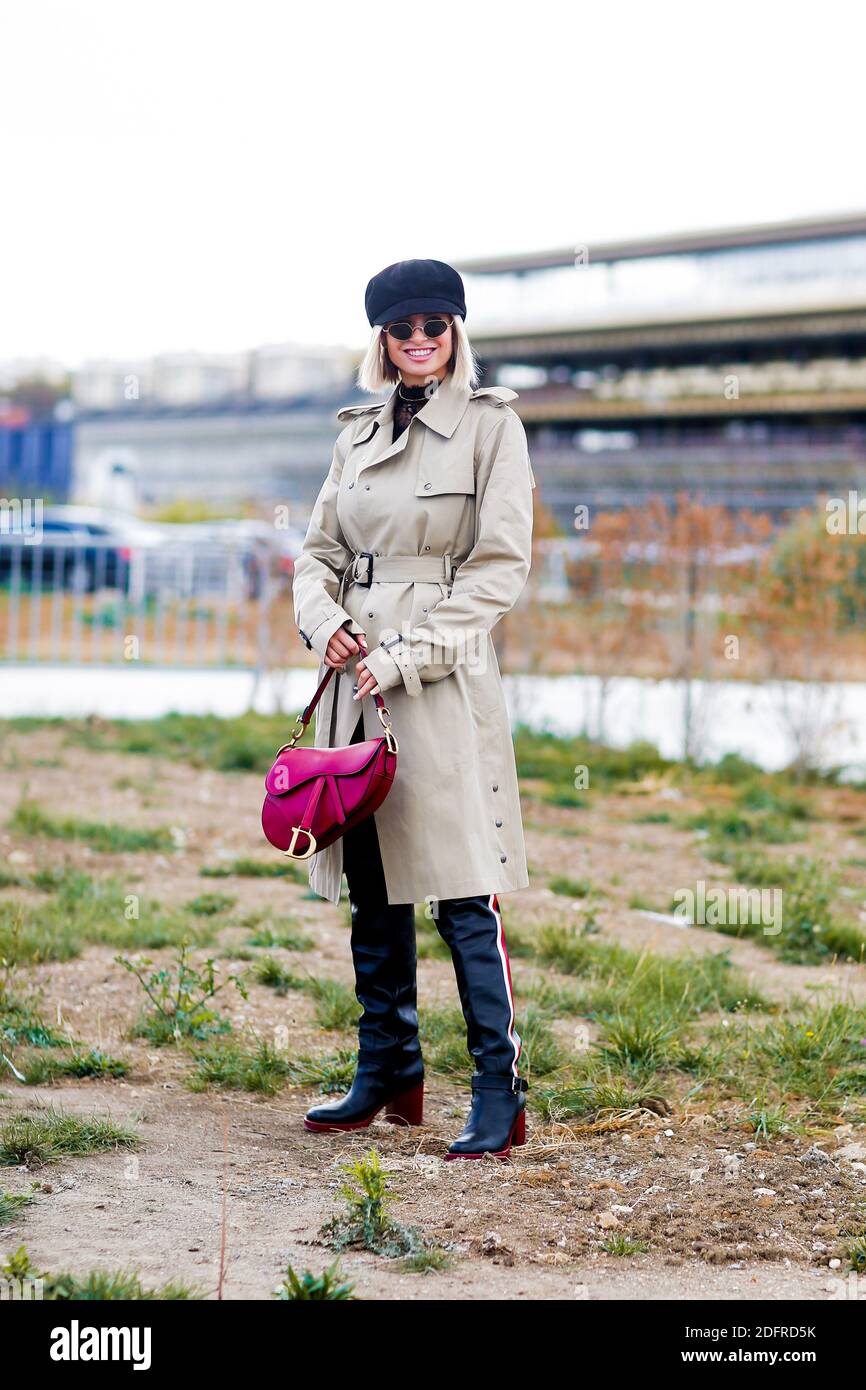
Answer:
[
  {"left": 512, "top": 1108, "right": 527, "bottom": 1147},
  {"left": 383, "top": 1081, "right": 424, "bottom": 1127}
]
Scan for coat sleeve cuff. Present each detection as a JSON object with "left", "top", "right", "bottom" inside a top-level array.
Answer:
[
  {"left": 362, "top": 638, "right": 422, "bottom": 697},
  {"left": 303, "top": 607, "right": 355, "bottom": 660}
]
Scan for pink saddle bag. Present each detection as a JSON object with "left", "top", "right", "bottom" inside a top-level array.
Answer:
[{"left": 261, "top": 637, "right": 398, "bottom": 860}]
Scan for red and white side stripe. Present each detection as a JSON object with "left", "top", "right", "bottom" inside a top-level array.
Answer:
[{"left": 488, "top": 892, "right": 522, "bottom": 1079}]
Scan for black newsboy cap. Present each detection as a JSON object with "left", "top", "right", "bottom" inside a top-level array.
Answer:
[{"left": 365, "top": 258, "right": 467, "bottom": 327}]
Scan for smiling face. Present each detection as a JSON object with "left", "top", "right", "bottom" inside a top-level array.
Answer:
[{"left": 382, "top": 312, "right": 454, "bottom": 387}]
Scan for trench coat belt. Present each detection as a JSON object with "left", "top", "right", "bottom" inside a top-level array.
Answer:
[{"left": 339, "top": 551, "right": 456, "bottom": 596}]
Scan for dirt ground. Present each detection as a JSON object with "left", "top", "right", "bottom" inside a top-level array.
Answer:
[{"left": 1, "top": 725, "right": 865, "bottom": 1301}]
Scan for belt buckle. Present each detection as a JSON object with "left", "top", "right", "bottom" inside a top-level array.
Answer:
[{"left": 354, "top": 551, "right": 374, "bottom": 588}]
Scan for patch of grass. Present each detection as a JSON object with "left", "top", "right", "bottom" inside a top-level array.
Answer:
[
  {"left": 681, "top": 805, "right": 802, "bottom": 845},
  {"left": 305, "top": 977, "right": 360, "bottom": 1032},
  {"left": 550, "top": 876, "right": 593, "bottom": 899},
  {"left": 601, "top": 1234, "right": 650, "bottom": 1256},
  {"left": 0, "top": 1189, "right": 33, "bottom": 1225},
  {"left": 274, "top": 1259, "right": 355, "bottom": 1300},
  {"left": 61, "top": 711, "right": 303, "bottom": 772},
  {"left": 632, "top": 811, "right": 672, "bottom": 824},
  {"left": 18, "top": 1049, "right": 130, "bottom": 1085},
  {"left": 691, "top": 858, "right": 866, "bottom": 964},
  {"left": 514, "top": 728, "right": 673, "bottom": 792},
  {"left": 534, "top": 927, "right": 769, "bottom": 1023},
  {"left": 183, "top": 892, "right": 236, "bottom": 917},
  {"left": 0, "top": 1245, "right": 197, "bottom": 1299},
  {"left": 537, "top": 1074, "right": 670, "bottom": 1124},
  {"left": 418, "top": 1007, "right": 473, "bottom": 1077},
  {"left": 201, "top": 856, "right": 306, "bottom": 882},
  {"left": 287, "top": 1049, "right": 356, "bottom": 1094},
  {"left": 596, "top": 1012, "right": 686, "bottom": 1074},
  {"left": 0, "top": 990, "right": 66, "bottom": 1050},
  {"left": 0, "top": 1108, "right": 139, "bottom": 1166},
  {"left": 186, "top": 1037, "right": 292, "bottom": 1096},
  {"left": 0, "top": 910, "right": 81, "bottom": 966},
  {"left": 400, "top": 1246, "right": 454, "bottom": 1274},
  {"left": 246, "top": 922, "right": 313, "bottom": 952},
  {"left": 9, "top": 797, "right": 174, "bottom": 853},
  {"left": 693, "top": 1003, "right": 866, "bottom": 1118},
  {"left": 515, "top": 1007, "right": 565, "bottom": 1076},
  {"left": 253, "top": 956, "right": 305, "bottom": 996},
  {"left": 2, "top": 869, "right": 216, "bottom": 955}
]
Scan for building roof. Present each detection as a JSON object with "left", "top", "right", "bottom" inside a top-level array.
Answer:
[{"left": 455, "top": 211, "right": 866, "bottom": 275}]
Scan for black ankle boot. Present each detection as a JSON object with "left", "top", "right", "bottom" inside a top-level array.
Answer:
[
  {"left": 304, "top": 1049, "right": 424, "bottom": 1131},
  {"left": 444, "top": 1073, "right": 528, "bottom": 1159},
  {"left": 304, "top": 887, "right": 424, "bottom": 1134}
]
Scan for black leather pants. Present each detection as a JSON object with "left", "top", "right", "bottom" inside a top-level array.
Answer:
[{"left": 342, "top": 715, "right": 523, "bottom": 1082}]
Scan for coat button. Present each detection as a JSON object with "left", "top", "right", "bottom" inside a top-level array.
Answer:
[
  {"left": 424, "top": 545, "right": 431, "bottom": 551},
  {"left": 364, "top": 484, "right": 371, "bottom": 491},
  {"left": 492, "top": 784, "right": 499, "bottom": 792},
  {"left": 348, "top": 482, "right": 354, "bottom": 489},
  {"left": 495, "top": 818, "right": 503, "bottom": 828},
  {"left": 423, "top": 482, "right": 432, "bottom": 490},
  {"left": 500, "top": 855, "right": 507, "bottom": 864}
]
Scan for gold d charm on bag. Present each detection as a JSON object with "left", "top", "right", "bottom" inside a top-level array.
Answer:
[
  {"left": 285, "top": 825, "right": 317, "bottom": 859},
  {"left": 377, "top": 705, "right": 399, "bottom": 754}
]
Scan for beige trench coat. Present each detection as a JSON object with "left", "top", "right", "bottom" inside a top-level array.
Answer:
[{"left": 291, "top": 368, "right": 536, "bottom": 906}]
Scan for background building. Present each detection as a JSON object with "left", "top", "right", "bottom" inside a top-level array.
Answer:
[{"left": 457, "top": 211, "right": 866, "bottom": 526}]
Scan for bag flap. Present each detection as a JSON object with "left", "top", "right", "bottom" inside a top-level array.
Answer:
[{"left": 264, "top": 737, "right": 382, "bottom": 797}]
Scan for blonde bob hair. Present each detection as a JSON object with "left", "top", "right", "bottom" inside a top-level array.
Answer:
[{"left": 356, "top": 313, "right": 481, "bottom": 394}]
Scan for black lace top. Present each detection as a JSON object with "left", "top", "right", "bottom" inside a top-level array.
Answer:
[{"left": 392, "top": 378, "right": 439, "bottom": 441}]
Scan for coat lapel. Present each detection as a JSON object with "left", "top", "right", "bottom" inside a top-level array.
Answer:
[{"left": 354, "top": 372, "right": 473, "bottom": 481}]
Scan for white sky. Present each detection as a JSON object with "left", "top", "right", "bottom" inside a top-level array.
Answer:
[{"left": 3, "top": 0, "right": 866, "bottom": 367}]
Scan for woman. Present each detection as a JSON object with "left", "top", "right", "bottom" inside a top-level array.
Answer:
[{"left": 291, "top": 258, "right": 536, "bottom": 1159}]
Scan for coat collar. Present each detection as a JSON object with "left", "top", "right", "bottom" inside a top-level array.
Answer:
[{"left": 346, "top": 374, "right": 520, "bottom": 480}]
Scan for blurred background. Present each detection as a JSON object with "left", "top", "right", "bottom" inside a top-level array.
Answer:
[{"left": 2, "top": 1, "right": 866, "bottom": 777}]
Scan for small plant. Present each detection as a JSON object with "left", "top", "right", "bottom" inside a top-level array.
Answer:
[
  {"left": 849, "top": 1235, "right": 866, "bottom": 1272},
  {"left": 747, "top": 1094, "right": 792, "bottom": 1140},
  {"left": 274, "top": 1259, "right": 355, "bottom": 1300},
  {"left": 116, "top": 943, "right": 248, "bottom": 1044},
  {"left": 601, "top": 1234, "right": 650, "bottom": 1256},
  {"left": 320, "top": 1150, "right": 427, "bottom": 1259}
]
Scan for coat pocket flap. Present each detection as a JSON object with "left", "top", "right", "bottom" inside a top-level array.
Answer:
[
  {"left": 264, "top": 739, "right": 381, "bottom": 797},
  {"left": 415, "top": 458, "right": 476, "bottom": 498}
]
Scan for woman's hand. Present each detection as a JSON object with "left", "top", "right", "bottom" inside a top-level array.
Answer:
[
  {"left": 324, "top": 627, "right": 364, "bottom": 670},
  {"left": 353, "top": 659, "right": 380, "bottom": 702}
]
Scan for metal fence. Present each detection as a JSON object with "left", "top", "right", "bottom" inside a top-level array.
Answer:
[{"left": 0, "top": 533, "right": 289, "bottom": 669}]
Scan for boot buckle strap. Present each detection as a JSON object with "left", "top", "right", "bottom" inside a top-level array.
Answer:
[{"left": 471, "top": 1074, "right": 528, "bottom": 1094}]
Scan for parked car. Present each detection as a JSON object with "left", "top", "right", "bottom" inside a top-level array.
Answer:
[{"left": 0, "top": 505, "right": 164, "bottom": 592}]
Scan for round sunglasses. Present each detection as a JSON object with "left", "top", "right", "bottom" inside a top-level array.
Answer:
[{"left": 383, "top": 316, "right": 452, "bottom": 342}]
